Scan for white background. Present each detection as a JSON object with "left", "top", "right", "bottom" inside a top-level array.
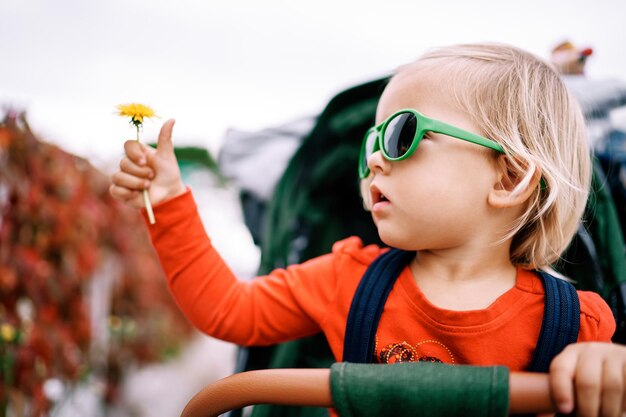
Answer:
[{"left": 2, "top": 0, "right": 625, "bottom": 169}]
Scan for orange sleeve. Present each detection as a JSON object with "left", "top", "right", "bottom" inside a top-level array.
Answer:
[
  {"left": 577, "top": 290, "right": 616, "bottom": 342},
  {"left": 143, "top": 189, "right": 338, "bottom": 346}
]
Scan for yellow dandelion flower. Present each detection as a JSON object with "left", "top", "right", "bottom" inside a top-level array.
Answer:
[
  {"left": 1, "top": 323, "right": 16, "bottom": 342},
  {"left": 115, "top": 102, "right": 158, "bottom": 224},
  {"left": 116, "top": 103, "right": 157, "bottom": 127}
]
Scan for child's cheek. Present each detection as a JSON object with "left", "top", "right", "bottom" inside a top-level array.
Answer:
[{"left": 359, "top": 177, "right": 373, "bottom": 211}]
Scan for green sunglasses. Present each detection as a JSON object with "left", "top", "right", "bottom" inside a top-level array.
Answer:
[{"left": 358, "top": 109, "right": 505, "bottom": 179}]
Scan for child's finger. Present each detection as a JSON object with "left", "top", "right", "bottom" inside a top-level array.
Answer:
[
  {"left": 123, "top": 139, "right": 149, "bottom": 165},
  {"left": 120, "top": 157, "right": 154, "bottom": 179},
  {"left": 109, "top": 184, "right": 139, "bottom": 202},
  {"left": 574, "top": 353, "right": 603, "bottom": 417},
  {"left": 156, "top": 119, "right": 176, "bottom": 156},
  {"left": 550, "top": 348, "right": 577, "bottom": 414},
  {"left": 111, "top": 171, "right": 150, "bottom": 191},
  {"left": 600, "top": 357, "right": 623, "bottom": 417}
]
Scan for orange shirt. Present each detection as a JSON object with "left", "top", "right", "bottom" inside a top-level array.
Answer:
[{"left": 146, "top": 190, "right": 615, "bottom": 371}]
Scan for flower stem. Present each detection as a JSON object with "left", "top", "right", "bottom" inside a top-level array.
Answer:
[{"left": 136, "top": 126, "right": 156, "bottom": 224}]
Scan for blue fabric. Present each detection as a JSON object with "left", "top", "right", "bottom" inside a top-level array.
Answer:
[
  {"left": 342, "top": 249, "right": 415, "bottom": 362},
  {"left": 527, "top": 271, "right": 580, "bottom": 372}
]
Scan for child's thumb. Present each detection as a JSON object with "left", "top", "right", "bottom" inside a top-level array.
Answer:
[{"left": 156, "top": 119, "right": 176, "bottom": 155}]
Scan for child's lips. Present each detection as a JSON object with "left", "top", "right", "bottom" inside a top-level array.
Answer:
[{"left": 370, "top": 184, "right": 391, "bottom": 212}]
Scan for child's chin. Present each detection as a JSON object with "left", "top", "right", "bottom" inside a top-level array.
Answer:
[{"left": 378, "top": 232, "right": 413, "bottom": 251}]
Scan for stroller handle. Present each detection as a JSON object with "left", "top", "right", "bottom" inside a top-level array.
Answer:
[{"left": 180, "top": 368, "right": 553, "bottom": 417}]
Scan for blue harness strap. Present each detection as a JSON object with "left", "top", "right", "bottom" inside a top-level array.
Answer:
[
  {"left": 342, "top": 250, "right": 581, "bottom": 370},
  {"left": 528, "top": 271, "right": 581, "bottom": 372},
  {"left": 342, "top": 249, "right": 415, "bottom": 363}
]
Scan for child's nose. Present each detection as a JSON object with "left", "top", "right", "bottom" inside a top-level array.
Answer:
[{"left": 367, "top": 150, "right": 390, "bottom": 175}]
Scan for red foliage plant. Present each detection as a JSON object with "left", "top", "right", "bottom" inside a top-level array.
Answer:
[{"left": 0, "top": 112, "right": 192, "bottom": 415}]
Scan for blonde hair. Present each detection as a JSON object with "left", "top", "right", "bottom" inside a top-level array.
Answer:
[{"left": 378, "top": 43, "right": 591, "bottom": 270}]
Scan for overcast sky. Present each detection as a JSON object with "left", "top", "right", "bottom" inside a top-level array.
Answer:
[{"left": 2, "top": 0, "right": 625, "bottom": 170}]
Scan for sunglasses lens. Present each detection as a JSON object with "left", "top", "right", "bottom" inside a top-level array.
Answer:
[
  {"left": 383, "top": 112, "right": 417, "bottom": 159},
  {"left": 359, "top": 130, "right": 378, "bottom": 176}
]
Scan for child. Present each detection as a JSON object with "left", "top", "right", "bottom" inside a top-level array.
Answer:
[{"left": 110, "top": 43, "right": 626, "bottom": 417}]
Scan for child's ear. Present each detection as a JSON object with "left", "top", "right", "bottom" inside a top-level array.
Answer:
[{"left": 488, "top": 155, "right": 542, "bottom": 209}]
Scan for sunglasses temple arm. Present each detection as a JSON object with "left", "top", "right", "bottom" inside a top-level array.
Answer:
[{"left": 428, "top": 120, "right": 505, "bottom": 153}]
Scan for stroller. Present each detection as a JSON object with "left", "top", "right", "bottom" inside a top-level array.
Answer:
[
  {"left": 212, "top": 77, "right": 626, "bottom": 417},
  {"left": 180, "top": 362, "right": 553, "bottom": 417}
]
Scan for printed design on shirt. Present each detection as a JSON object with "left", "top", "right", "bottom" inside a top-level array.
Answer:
[{"left": 374, "top": 336, "right": 455, "bottom": 364}]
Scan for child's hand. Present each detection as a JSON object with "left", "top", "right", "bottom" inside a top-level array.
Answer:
[
  {"left": 550, "top": 342, "right": 626, "bottom": 417},
  {"left": 109, "top": 118, "right": 186, "bottom": 208}
]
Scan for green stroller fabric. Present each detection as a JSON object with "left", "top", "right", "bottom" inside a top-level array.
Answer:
[
  {"left": 559, "top": 159, "right": 626, "bottom": 297},
  {"left": 330, "top": 362, "right": 509, "bottom": 417}
]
